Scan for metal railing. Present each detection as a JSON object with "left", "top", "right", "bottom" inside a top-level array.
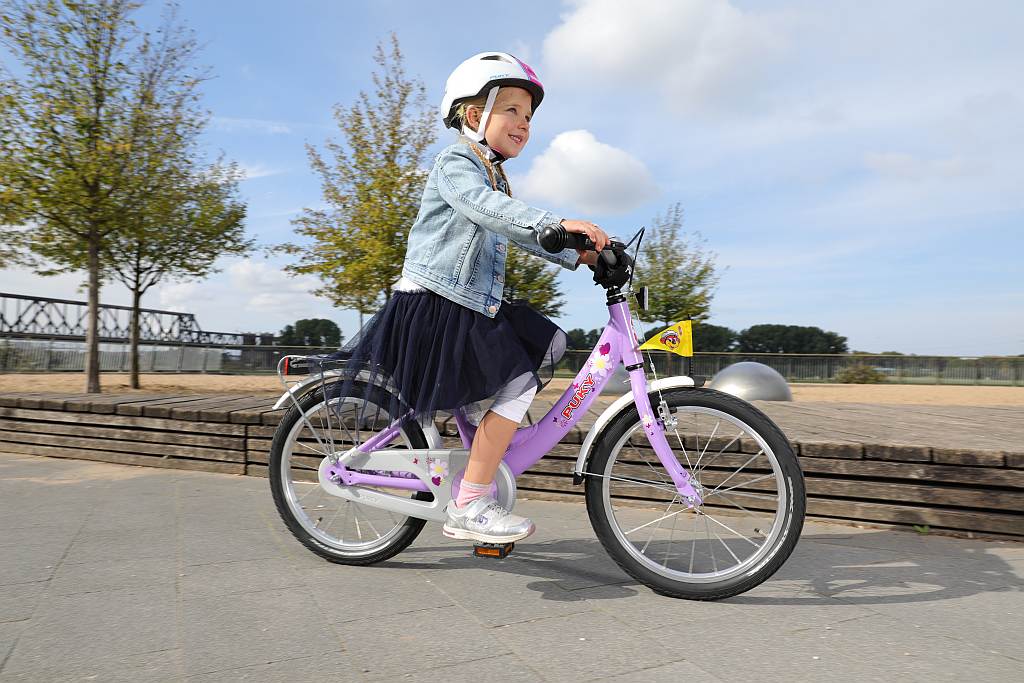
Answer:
[
  {"left": 560, "top": 351, "right": 1024, "bottom": 386},
  {"left": 1, "top": 338, "right": 1021, "bottom": 385},
  {"left": 0, "top": 338, "right": 336, "bottom": 374}
]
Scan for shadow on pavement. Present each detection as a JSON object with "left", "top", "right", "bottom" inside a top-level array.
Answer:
[{"left": 393, "top": 530, "right": 1023, "bottom": 605}]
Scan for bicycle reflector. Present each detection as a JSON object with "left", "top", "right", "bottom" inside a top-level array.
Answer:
[{"left": 635, "top": 286, "right": 649, "bottom": 311}]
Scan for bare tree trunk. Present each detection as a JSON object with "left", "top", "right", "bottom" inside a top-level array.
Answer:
[
  {"left": 85, "top": 236, "right": 102, "bottom": 393},
  {"left": 129, "top": 288, "right": 141, "bottom": 389}
]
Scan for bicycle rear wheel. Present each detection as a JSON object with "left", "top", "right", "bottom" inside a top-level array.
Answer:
[
  {"left": 584, "top": 387, "right": 805, "bottom": 600},
  {"left": 269, "top": 382, "right": 431, "bottom": 565}
]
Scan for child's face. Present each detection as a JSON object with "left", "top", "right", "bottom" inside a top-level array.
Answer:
[{"left": 482, "top": 87, "right": 533, "bottom": 158}]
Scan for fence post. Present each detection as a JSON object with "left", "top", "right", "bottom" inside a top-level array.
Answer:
[
  {"left": 176, "top": 343, "right": 185, "bottom": 372},
  {"left": 44, "top": 338, "right": 54, "bottom": 371}
]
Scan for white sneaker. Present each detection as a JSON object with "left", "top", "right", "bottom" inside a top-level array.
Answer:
[{"left": 442, "top": 496, "right": 535, "bottom": 544}]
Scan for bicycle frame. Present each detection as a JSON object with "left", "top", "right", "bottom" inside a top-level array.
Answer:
[{"left": 318, "top": 296, "right": 703, "bottom": 511}]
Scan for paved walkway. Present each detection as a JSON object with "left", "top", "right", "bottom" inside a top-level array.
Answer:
[
  {"left": 1, "top": 452, "right": 1022, "bottom": 682},
  {"left": 536, "top": 383, "right": 1024, "bottom": 453}
]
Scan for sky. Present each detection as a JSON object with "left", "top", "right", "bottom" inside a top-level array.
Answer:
[{"left": 1, "top": 0, "right": 1021, "bottom": 356}]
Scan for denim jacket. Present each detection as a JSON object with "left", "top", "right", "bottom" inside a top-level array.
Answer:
[{"left": 402, "top": 139, "right": 580, "bottom": 318}]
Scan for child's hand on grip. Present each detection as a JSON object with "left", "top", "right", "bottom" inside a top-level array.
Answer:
[{"left": 560, "top": 220, "right": 609, "bottom": 267}]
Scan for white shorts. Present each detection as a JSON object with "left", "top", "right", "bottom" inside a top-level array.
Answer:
[{"left": 463, "top": 371, "right": 537, "bottom": 425}]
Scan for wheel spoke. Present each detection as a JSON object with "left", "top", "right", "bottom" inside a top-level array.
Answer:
[
  {"left": 702, "top": 513, "right": 719, "bottom": 573},
  {"left": 702, "top": 510, "right": 762, "bottom": 549},
  {"left": 688, "top": 511, "right": 698, "bottom": 574},
  {"left": 706, "top": 451, "right": 763, "bottom": 496},
  {"left": 714, "top": 491, "right": 763, "bottom": 517},
  {"left": 601, "top": 472, "right": 680, "bottom": 496},
  {"left": 641, "top": 496, "right": 678, "bottom": 554},
  {"left": 710, "top": 527, "right": 743, "bottom": 565},
  {"left": 663, "top": 496, "right": 681, "bottom": 568},
  {"left": 623, "top": 507, "right": 690, "bottom": 536},
  {"left": 294, "top": 434, "right": 329, "bottom": 457},
  {"left": 694, "top": 431, "right": 743, "bottom": 474},
  {"left": 693, "top": 419, "right": 721, "bottom": 470},
  {"left": 631, "top": 438, "right": 673, "bottom": 486},
  {"left": 703, "top": 473, "right": 777, "bottom": 499}
]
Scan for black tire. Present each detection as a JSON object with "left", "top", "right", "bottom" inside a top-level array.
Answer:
[
  {"left": 584, "top": 387, "right": 805, "bottom": 600},
  {"left": 268, "top": 382, "right": 431, "bottom": 565}
]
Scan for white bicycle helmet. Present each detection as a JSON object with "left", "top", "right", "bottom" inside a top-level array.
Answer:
[{"left": 440, "top": 52, "right": 544, "bottom": 144}]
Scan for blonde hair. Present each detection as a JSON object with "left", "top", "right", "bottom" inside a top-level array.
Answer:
[
  {"left": 451, "top": 94, "right": 489, "bottom": 132},
  {"left": 452, "top": 96, "right": 512, "bottom": 196},
  {"left": 462, "top": 138, "right": 512, "bottom": 197}
]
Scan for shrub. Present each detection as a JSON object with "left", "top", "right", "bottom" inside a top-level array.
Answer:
[{"left": 835, "top": 364, "right": 887, "bottom": 384}]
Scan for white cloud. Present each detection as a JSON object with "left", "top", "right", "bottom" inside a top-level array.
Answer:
[
  {"left": 157, "top": 282, "right": 203, "bottom": 312},
  {"left": 211, "top": 116, "right": 292, "bottom": 135},
  {"left": 227, "top": 259, "right": 318, "bottom": 313},
  {"left": 541, "top": 0, "right": 785, "bottom": 115},
  {"left": 238, "top": 163, "right": 284, "bottom": 180},
  {"left": 516, "top": 130, "right": 657, "bottom": 214}
]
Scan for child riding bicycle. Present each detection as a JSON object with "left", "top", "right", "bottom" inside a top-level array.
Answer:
[{"left": 338, "top": 52, "right": 610, "bottom": 544}]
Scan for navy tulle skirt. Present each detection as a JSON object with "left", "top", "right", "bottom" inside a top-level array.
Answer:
[{"left": 328, "top": 291, "right": 565, "bottom": 420}]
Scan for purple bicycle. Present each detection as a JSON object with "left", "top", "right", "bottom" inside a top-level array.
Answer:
[{"left": 268, "top": 228, "right": 806, "bottom": 600}]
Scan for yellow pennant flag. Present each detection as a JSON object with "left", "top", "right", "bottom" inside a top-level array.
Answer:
[{"left": 639, "top": 320, "right": 694, "bottom": 357}]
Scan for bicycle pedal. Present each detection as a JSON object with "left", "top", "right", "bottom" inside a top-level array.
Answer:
[{"left": 472, "top": 542, "right": 515, "bottom": 559}]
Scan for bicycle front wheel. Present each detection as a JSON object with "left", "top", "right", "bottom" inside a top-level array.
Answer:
[{"left": 585, "top": 387, "right": 805, "bottom": 600}]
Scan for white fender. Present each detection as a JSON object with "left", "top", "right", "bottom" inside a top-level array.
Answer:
[
  {"left": 272, "top": 369, "right": 443, "bottom": 449},
  {"left": 572, "top": 375, "right": 696, "bottom": 479}
]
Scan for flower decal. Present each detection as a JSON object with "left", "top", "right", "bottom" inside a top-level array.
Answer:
[
  {"left": 588, "top": 342, "right": 613, "bottom": 378},
  {"left": 427, "top": 457, "right": 449, "bottom": 486},
  {"left": 641, "top": 414, "right": 654, "bottom": 430}
]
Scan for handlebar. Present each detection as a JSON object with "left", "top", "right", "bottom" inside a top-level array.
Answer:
[
  {"left": 538, "top": 224, "right": 596, "bottom": 252},
  {"left": 538, "top": 224, "right": 638, "bottom": 291},
  {"left": 538, "top": 224, "right": 624, "bottom": 268}
]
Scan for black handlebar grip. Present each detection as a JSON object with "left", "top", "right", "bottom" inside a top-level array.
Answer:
[{"left": 537, "top": 225, "right": 595, "bottom": 253}]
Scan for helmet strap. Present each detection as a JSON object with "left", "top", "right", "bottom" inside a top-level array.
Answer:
[{"left": 462, "top": 85, "right": 499, "bottom": 145}]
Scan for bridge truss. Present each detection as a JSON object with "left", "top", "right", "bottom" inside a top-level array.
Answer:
[{"left": 0, "top": 293, "right": 250, "bottom": 345}]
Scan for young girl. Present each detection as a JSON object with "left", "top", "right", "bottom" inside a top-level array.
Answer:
[{"left": 342, "top": 52, "right": 609, "bottom": 545}]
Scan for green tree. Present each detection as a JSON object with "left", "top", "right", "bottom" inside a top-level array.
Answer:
[
  {"left": 281, "top": 34, "right": 435, "bottom": 327},
  {"left": 278, "top": 319, "right": 343, "bottom": 348},
  {"left": 0, "top": 0, "right": 211, "bottom": 392},
  {"left": 502, "top": 244, "right": 565, "bottom": 317},
  {"left": 694, "top": 322, "right": 737, "bottom": 352},
  {"left": 737, "top": 324, "right": 848, "bottom": 354},
  {"left": 633, "top": 203, "right": 720, "bottom": 326},
  {"left": 104, "top": 160, "right": 250, "bottom": 388},
  {"left": 566, "top": 327, "right": 602, "bottom": 349}
]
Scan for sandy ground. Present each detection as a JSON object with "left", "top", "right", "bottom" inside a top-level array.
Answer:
[{"left": 1, "top": 372, "right": 1024, "bottom": 406}]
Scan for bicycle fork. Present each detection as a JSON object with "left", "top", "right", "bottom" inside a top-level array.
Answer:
[{"left": 627, "top": 367, "right": 704, "bottom": 508}]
